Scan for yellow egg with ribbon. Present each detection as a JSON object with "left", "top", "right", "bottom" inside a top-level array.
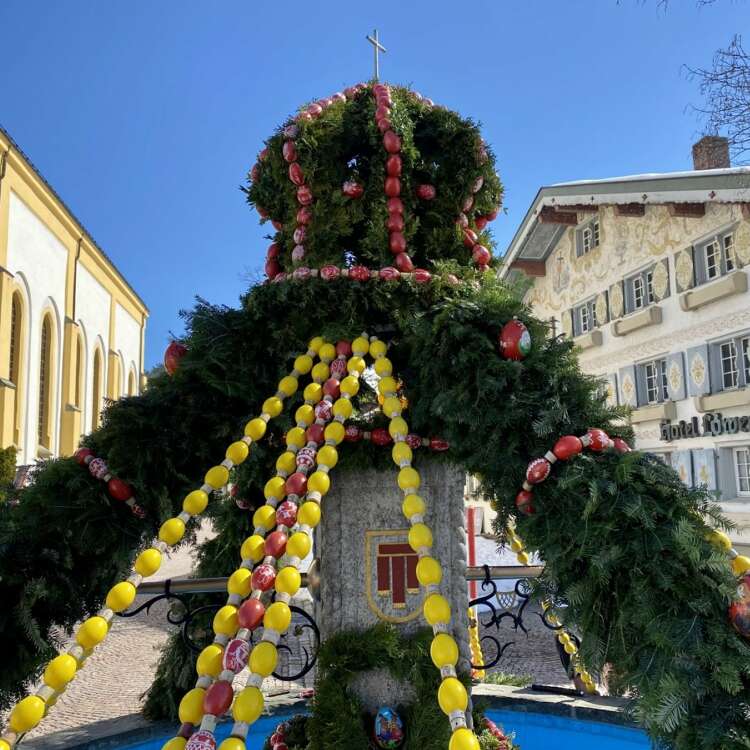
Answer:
[
  {"left": 408, "top": 523, "right": 433, "bottom": 551},
  {"left": 262, "top": 396, "right": 283, "bottom": 417},
  {"left": 253, "top": 504, "right": 276, "bottom": 530},
  {"left": 317, "top": 445, "right": 338, "bottom": 468},
  {"left": 304, "top": 382, "right": 323, "bottom": 402},
  {"left": 159, "top": 517, "right": 186, "bottom": 546},
  {"left": 438, "top": 677, "right": 468, "bottom": 714},
  {"left": 183, "top": 489, "right": 209, "bottom": 515},
  {"left": 213, "top": 605, "right": 239, "bottom": 636},
  {"left": 308, "top": 471, "right": 330, "bottom": 495},
  {"left": 276, "top": 566, "right": 302, "bottom": 595},
  {"left": 264, "top": 602, "right": 292, "bottom": 632},
  {"left": 402, "top": 494, "right": 425, "bottom": 519},
  {"left": 340, "top": 375, "right": 360, "bottom": 396},
  {"left": 205, "top": 465, "right": 229, "bottom": 489},
  {"left": 178, "top": 687, "right": 205, "bottom": 724},
  {"left": 278, "top": 375, "right": 298, "bottom": 396},
  {"left": 162, "top": 739, "right": 187, "bottom": 750},
  {"left": 298, "top": 502, "right": 321, "bottom": 528},
  {"left": 449, "top": 728, "right": 480, "bottom": 750},
  {"left": 249, "top": 641, "right": 278, "bottom": 676},
  {"left": 226, "top": 441, "right": 249, "bottom": 465},
  {"left": 227, "top": 568, "right": 253, "bottom": 597},
  {"left": 430, "top": 633, "right": 459, "bottom": 668},
  {"left": 416, "top": 556, "right": 442, "bottom": 586},
  {"left": 241, "top": 534, "right": 266, "bottom": 562},
  {"left": 424, "top": 594, "right": 451, "bottom": 625},
  {"left": 287, "top": 532, "right": 312, "bottom": 559},
  {"left": 264, "top": 477, "right": 286, "bottom": 500},
  {"left": 135, "top": 547, "right": 162, "bottom": 577},
  {"left": 294, "top": 354, "right": 314, "bottom": 373},
  {"left": 295, "top": 404, "right": 315, "bottom": 425},
  {"left": 9, "top": 695, "right": 46, "bottom": 733},
  {"left": 276, "top": 451, "right": 297, "bottom": 474},
  {"left": 76, "top": 616, "right": 109, "bottom": 649},
  {"left": 244, "top": 418, "right": 267, "bottom": 441},
  {"left": 398, "top": 467, "right": 421, "bottom": 491},
  {"left": 43, "top": 654, "right": 77, "bottom": 690},
  {"left": 196, "top": 644, "right": 224, "bottom": 677},
  {"left": 105, "top": 581, "right": 136, "bottom": 613},
  {"left": 233, "top": 686, "right": 264, "bottom": 723}
]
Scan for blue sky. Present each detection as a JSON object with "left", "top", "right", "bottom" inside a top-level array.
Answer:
[{"left": 0, "top": 1, "right": 745, "bottom": 367}]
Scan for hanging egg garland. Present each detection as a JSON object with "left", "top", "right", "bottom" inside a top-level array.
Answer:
[
  {"left": 373, "top": 706, "right": 405, "bottom": 749},
  {"left": 498, "top": 319, "right": 531, "bottom": 361}
]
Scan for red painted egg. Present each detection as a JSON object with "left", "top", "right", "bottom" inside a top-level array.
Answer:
[
  {"left": 587, "top": 428, "right": 611, "bottom": 452},
  {"left": 296, "top": 185, "right": 313, "bottom": 205},
  {"left": 315, "top": 400, "right": 333, "bottom": 421},
  {"left": 283, "top": 124, "right": 299, "bottom": 139},
  {"left": 515, "top": 490, "right": 535, "bottom": 515},
  {"left": 295, "top": 446, "right": 317, "bottom": 470},
  {"left": 375, "top": 105, "right": 390, "bottom": 120},
  {"left": 377, "top": 118, "right": 392, "bottom": 133},
  {"left": 462, "top": 229, "right": 478, "bottom": 249},
  {"left": 389, "top": 232, "right": 406, "bottom": 254},
  {"left": 307, "top": 103, "right": 322, "bottom": 117},
  {"left": 462, "top": 196, "right": 474, "bottom": 212},
  {"left": 276, "top": 501, "right": 298, "bottom": 528},
  {"left": 222, "top": 638, "right": 250, "bottom": 674},
  {"left": 186, "top": 730, "right": 216, "bottom": 750},
  {"left": 472, "top": 176, "right": 484, "bottom": 194},
  {"left": 486, "top": 207, "right": 499, "bottom": 221},
  {"left": 297, "top": 206, "right": 312, "bottom": 225},
  {"left": 272, "top": 220, "right": 283, "bottom": 231},
  {"left": 429, "top": 437, "right": 449, "bottom": 452},
  {"left": 472, "top": 244, "right": 491, "bottom": 266},
  {"left": 164, "top": 341, "right": 188, "bottom": 375},
  {"left": 384, "top": 177, "right": 401, "bottom": 198},
  {"left": 306, "top": 423, "right": 325, "bottom": 445},
  {"left": 371, "top": 428, "right": 392, "bottom": 446},
  {"left": 336, "top": 340, "right": 353, "bottom": 357},
  {"left": 323, "top": 378, "right": 341, "bottom": 398},
  {"left": 379, "top": 267, "right": 400, "bottom": 281},
  {"left": 386, "top": 213, "right": 404, "bottom": 233},
  {"left": 293, "top": 226, "right": 306, "bottom": 245},
  {"left": 406, "top": 434, "right": 422, "bottom": 450},
  {"left": 238, "top": 599, "right": 265, "bottom": 630},
  {"left": 329, "top": 358, "right": 347, "bottom": 378},
  {"left": 282, "top": 141, "right": 297, "bottom": 163},
  {"left": 259, "top": 147, "right": 269, "bottom": 161},
  {"left": 344, "top": 425, "right": 362, "bottom": 442},
  {"left": 265, "top": 531, "right": 288, "bottom": 558},
  {"left": 498, "top": 319, "right": 531, "bottom": 361},
  {"left": 414, "top": 269, "right": 432, "bottom": 284},
  {"left": 108, "top": 478, "right": 133, "bottom": 502},
  {"left": 612, "top": 437, "right": 631, "bottom": 453},
  {"left": 729, "top": 575, "right": 750, "bottom": 639},
  {"left": 292, "top": 266, "right": 311, "bottom": 280},
  {"left": 383, "top": 131, "right": 401, "bottom": 154},
  {"left": 349, "top": 266, "right": 371, "bottom": 282},
  {"left": 526, "top": 458, "right": 551, "bottom": 485},
  {"left": 417, "top": 184, "right": 436, "bottom": 201},
  {"left": 250, "top": 164, "right": 260, "bottom": 183},
  {"left": 74, "top": 448, "right": 93, "bottom": 465},
  {"left": 267, "top": 243, "right": 280, "bottom": 259},
  {"left": 320, "top": 265, "right": 340, "bottom": 281},
  {"left": 256, "top": 205, "right": 269, "bottom": 219},
  {"left": 285, "top": 472, "right": 308, "bottom": 497},
  {"left": 289, "top": 163, "right": 304, "bottom": 186},
  {"left": 265, "top": 259, "right": 281, "bottom": 280},
  {"left": 203, "top": 680, "right": 234, "bottom": 715},
  {"left": 394, "top": 253, "right": 414, "bottom": 273},
  {"left": 251, "top": 564, "right": 277, "bottom": 592},
  {"left": 445, "top": 273, "right": 461, "bottom": 287},
  {"left": 553, "top": 436, "right": 583, "bottom": 461},
  {"left": 475, "top": 216, "right": 488, "bottom": 231},
  {"left": 386, "top": 155, "right": 402, "bottom": 177},
  {"left": 342, "top": 180, "right": 364, "bottom": 198},
  {"left": 387, "top": 197, "right": 404, "bottom": 214}
]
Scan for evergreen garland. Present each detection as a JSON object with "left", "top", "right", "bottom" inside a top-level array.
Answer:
[{"left": 0, "top": 81, "right": 748, "bottom": 750}]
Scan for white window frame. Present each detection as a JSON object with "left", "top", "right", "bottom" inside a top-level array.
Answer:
[
  {"left": 724, "top": 233, "right": 736, "bottom": 273},
  {"left": 632, "top": 276, "right": 645, "bottom": 310},
  {"left": 638, "top": 357, "right": 669, "bottom": 405},
  {"left": 572, "top": 298, "right": 597, "bottom": 336},
  {"left": 705, "top": 239, "right": 721, "bottom": 280},
  {"left": 582, "top": 227, "right": 592, "bottom": 255},
  {"left": 592, "top": 220, "right": 600, "bottom": 248},
  {"left": 720, "top": 340, "right": 739, "bottom": 389},
  {"left": 734, "top": 447, "right": 750, "bottom": 496},
  {"left": 696, "top": 227, "right": 738, "bottom": 285}
]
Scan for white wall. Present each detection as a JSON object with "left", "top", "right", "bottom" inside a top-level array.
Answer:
[
  {"left": 114, "top": 302, "right": 141, "bottom": 395},
  {"left": 7, "top": 192, "right": 67, "bottom": 464},
  {"left": 75, "top": 263, "right": 111, "bottom": 433}
]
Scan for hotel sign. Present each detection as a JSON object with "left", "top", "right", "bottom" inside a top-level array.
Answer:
[{"left": 660, "top": 412, "right": 750, "bottom": 442}]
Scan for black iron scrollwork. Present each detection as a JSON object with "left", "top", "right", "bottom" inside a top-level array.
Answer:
[
  {"left": 468, "top": 565, "right": 533, "bottom": 670},
  {"left": 116, "top": 580, "right": 320, "bottom": 679}
]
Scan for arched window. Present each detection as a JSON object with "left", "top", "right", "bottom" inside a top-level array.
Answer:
[
  {"left": 91, "top": 348, "right": 102, "bottom": 432},
  {"left": 38, "top": 314, "right": 53, "bottom": 448},
  {"left": 9, "top": 291, "right": 24, "bottom": 443},
  {"left": 74, "top": 333, "right": 84, "bottom": 408},
  {"left": 128, "top": 369, "right": 136, "bottom": 396}
]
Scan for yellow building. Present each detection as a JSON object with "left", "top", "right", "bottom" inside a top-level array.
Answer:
[{"left": 0, "top": 126, "right": 148, "bottom": 466}]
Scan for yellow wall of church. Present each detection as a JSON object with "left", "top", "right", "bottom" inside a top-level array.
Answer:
[{"left": 0, "top": 130, "right": 148, "bottom": 461}]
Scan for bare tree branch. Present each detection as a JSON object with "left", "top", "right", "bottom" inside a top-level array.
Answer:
[{"left": 686, "top": 34, "right": 750, "bottom": 164}]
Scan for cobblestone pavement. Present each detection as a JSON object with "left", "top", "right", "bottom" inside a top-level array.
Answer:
[{"left": 15, "top": 527, "right": 575, "bottom": 747}]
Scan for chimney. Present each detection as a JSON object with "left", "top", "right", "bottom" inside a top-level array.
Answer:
[{"left": 692, "top": 135, "right": 730, "bottom": 170}]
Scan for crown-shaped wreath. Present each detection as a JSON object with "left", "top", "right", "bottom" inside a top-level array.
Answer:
[{"left": 245, "top": 82, "right": 504, "bottom": 282}]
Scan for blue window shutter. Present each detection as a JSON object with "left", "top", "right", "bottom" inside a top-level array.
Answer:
[
  {"left": 671, "top": 450, "right": 694, "bottom": 486},
  {"left": 717, "top": 447, "right": 738, "bottom": 499},
  {"left": 686, "top": 344, "right": 711, "bottom": 396},
  {"left": 665, "top": 353, "right": 686, "bottom": 401},
  {"left": 575, "top": 230, "right": 582, "bottom": 258},
  {"left": 692, "top": 449, "right": 717, "bottom": 491},
  {"left": 709, "top": 343, "right": 723, "bottom": 394},
  {"left": 624, "top": 278, "right": 635, "bottom": 314},
  {"left": 694, "top": 243, "right": 707, "bottom": 287},
  {"left": 635, "top": 365, "right": 648, "bottom": 406},
  {"left": 618, "top": 365, "right": 637, "bottom": 407}
]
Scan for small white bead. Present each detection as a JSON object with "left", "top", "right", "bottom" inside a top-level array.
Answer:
[
  {"left": 227, "top": 594, "right": 242, "bottom": 606},
  {"left": 425, "top": 583, "right": 441, "bottom": 595},
  {"left": 221, "top": 458, "right": 234, "bottom": 470},
  {"left": 276, "top": 592, "right": 292, "bottom": 604},
  {"left": 127, "top": 573, "right": 143, "bottom": 588},
  {"left": 318, "top": 465, "right": 330, "bottom": 474},
  {"left": 432, "top": 622, "right": 450, "bottom": 634},
  {"left": 219, "top": 669, "right": 236, "bottom": 683},
  {"left": 241, "top": 436, "right": 253, "bottom": 446},
  {"left": 298, "top": 524, "right": 312, "bottom": 535},
  {"left": 213, "top": 634, "right": 230, "bottom": 646},
  {"left": 196, "top": 675, "right": 213, "bottom": 689},
  {"left": 275, "top": 391, "right": 286, "bottom": 400},
  {"left": 450, "top": 712, "right": 467, "bottom": 731},
  {"left": 200, "top": 714, "right": 218, "bottom": 732},
  {"left": 580, "top": 433, "right": 592, "bottom": 447},
  {"left": 545, "top": 450, "right": 557, "bottom": 464},
  {"left": 440, "top": 665, "right": 457, "bottom": 679},
  {"left": 261, "top": 413, "right": 271, "bottom": 422},
  {"left": 231, "top": 722, "right": 250, "bottom": 739},
  {"left": 411, "top": 513, "right": 424, "bottom": 524},
  {"left": 200, "top": 483, "right": 214, "bottom": 495},
  {"left": 308, "top": 491, "right": 323, "bottom": 502},
  {"left": 262, "top": 628, "right": 280, "bottom": 645},
  {"left": 177, "top": 510, "right": 192, "bottom": 523},
  {"left": 247, "top": 672, "right": 264, "bottom": 688},
  {"left": 68, "top": 645, "right": 85, "bottom": 661},
  {"left": 99, "top": 608, "right": 114, "bottom": 623},
  {"left": 36, "top": 685, "right": 56, "bottom": 702},
  {"left": 287, "top": 556, "right": 302, "bottom": 567}
]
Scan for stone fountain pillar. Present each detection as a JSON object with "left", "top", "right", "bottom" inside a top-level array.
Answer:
[{"left": 315, "top": 461, "right": 471, "bottom": 712}]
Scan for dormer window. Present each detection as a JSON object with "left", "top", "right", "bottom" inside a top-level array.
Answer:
[{"left": 576, "top": 219, "right": 600, "bottom": 257}]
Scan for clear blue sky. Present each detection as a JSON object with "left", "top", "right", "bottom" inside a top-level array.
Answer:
[{"left": 0, "top": 1, "right": 745, "bottom": 367}]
